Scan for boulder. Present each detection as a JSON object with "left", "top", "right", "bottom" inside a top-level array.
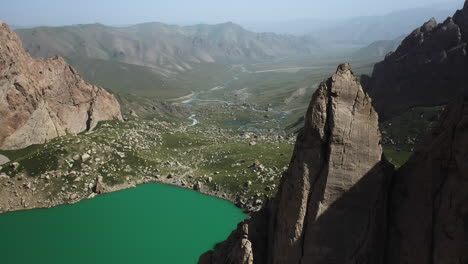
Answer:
[
  {"left": 81, "top": 154, "right": 91, "bottom": 162},
  {"left": 93, "top": 176, "right": 106, "bottom": 194},
  {"left": 0, "top": 154, "right": 9, "bottom": 165},
  {"left": 194, "top": 181, "right": 202, "bottom": 191}
]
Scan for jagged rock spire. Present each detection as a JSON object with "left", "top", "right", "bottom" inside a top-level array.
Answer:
[{"left": 200, "top": 64, "right": 393, "bottom": 263}]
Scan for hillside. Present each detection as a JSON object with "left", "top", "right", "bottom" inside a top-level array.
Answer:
[
  {"left": 0, "top": 21, "right": 122, "bottom": 150},
  {"left": 309, "top": 7, "right": 458, "bottom": 45},
  {"left": 350, "top": 36, "right": 405, "bottom": 59},
  {"left": 16, "top": 22, "right": 318, "bottom": 76}
]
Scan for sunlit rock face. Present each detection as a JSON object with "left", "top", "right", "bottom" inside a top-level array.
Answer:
[{"left": 0, "top": 21, "right": 122, "bottom": 150}]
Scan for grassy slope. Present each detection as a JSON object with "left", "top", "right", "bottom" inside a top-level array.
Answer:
[
  {"left": 381, "top": 105, "right": 444, "bottom": 167},
  {"left": 0, "top": 119, "right": 294, "bottom": 202},
  {"left": 67, "top": 56, "right": 188, "bottom": 99},
  {"left": 68, "top": 56, "right": 236, "bottom": 100}
]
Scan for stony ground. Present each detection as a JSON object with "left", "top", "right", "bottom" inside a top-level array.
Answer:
[{"left": 0, "top": 115, "right": 295, "bottom": 214}]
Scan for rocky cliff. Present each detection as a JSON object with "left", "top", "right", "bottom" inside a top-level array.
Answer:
[
  {"left": 199, "top": 63, "right": 394, "bottom": 263},
  {"left": 0, "top": 21, "right": 122, "bottom": 150},
  {"left": 200, "top": 62, "right": 468, "bottom": 263},
  {"left": 364, "top": 1, "right": 468, "bottom": 120},
  {"left": 387, "top": 97, "right": 468, "bottom": 263}
]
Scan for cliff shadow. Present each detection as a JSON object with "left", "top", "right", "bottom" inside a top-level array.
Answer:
[{"left": 298, "top": 158, "right": 394, "bottom": 264}]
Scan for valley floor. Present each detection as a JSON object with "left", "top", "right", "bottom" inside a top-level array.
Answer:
[{"left": 0, "top": 59, "right": 427, "bottom": 214}]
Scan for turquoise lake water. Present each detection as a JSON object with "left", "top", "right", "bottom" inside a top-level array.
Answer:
[{"left": 0, "top": 183, "right": 246, "bottom": 264}]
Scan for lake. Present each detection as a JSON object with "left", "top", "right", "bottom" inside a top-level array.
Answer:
[{"left": 0, "top": 183, "right": 246, "bottom": 264}]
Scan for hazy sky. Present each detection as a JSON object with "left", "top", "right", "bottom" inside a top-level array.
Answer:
[{"left": 0, "top": 0, "right": 463, "bottom": 26}]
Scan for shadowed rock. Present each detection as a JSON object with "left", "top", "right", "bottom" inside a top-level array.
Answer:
[
  {"left": 0, "top": 21, "right": 122, "bottom": 149},
  {"left": 364, "top": 2, "right": 468, "bottom": 120},
  {"left": 387, "top": 97, "right": 468, "bottom": 264}
]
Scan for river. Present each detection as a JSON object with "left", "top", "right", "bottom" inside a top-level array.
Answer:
[
  {"left": 0, "top": 183, "right": 246, "bottom": 264},
  {"left": 181, "top": 64, "right": 289, "bottom": 130}
]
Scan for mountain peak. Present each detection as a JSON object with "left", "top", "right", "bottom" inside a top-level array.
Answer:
[
  {"left": 336, "top": 62, "right": 352, "bottom": 74},
  {"left": 200, "top": 65, "right": 392, "bottom": 263}
]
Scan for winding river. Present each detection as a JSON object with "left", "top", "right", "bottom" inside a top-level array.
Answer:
[
  {"left": 0, "top": 183, "right": 246, "bottom": 264},
  {"left": 181, "top": 64, "right": 290, "bottom": 130}
]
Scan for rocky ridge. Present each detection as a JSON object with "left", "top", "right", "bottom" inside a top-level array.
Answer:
[
  {"left": 0, "top": 21, "right": 122, "bottom": 150},
  {"left": 364, "top": 2, "right": 468, "bottom": 120}
]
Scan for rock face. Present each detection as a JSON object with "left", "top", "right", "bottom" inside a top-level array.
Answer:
[
  {"left": 0, "top": 21, "right": 122, "bottom": 150},
  {"left": 387, "top": 97, "right": 468, "bottom": 264},
  {"left": 364, "top": 2, "right": 468, "bottom": 120},
  {"left": 199, "top": 64, "right": 394, "bottom": 263},
  {"left": 200, "top": 66, "right": 468, "bottom": 264}
]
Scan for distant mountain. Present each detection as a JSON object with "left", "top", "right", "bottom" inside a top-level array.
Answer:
[
  {"left": 310, "top": 7, "right": 458, "bottom": 45},
  {"left": 16, "top": 22, "right": 318, "bottom": 75},
  {"left": 242, "top": 5, "right": 459, "bottom": 46},
  {"left": 351, "top": 36, "right": 405, "bottom": 59}
]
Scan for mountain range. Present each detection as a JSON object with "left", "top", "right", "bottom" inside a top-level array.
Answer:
[
  {"left": 243, "top": 3, "right": 462, "bottom": 45},
  {"left": 309, "top": 7, "right": 460, "bottom": 45},
  {"left": 16, "top": 22, "right": 318, "bottom": 76}
]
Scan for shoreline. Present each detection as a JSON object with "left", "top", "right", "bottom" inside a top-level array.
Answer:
[{"left": 0, "top": 176, "right": 251, "bottom": 216}]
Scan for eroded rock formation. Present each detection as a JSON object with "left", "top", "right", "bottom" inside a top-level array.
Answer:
[
  {"left": 364, "top": 2, "right": 468, "bottom": 120},
  {"left": 200, "top": 63, "right": 394, "bottom": 264},
  {"left": 201, "top": 64, "right": 468, "bottom": 263},
  {"left": 0, "top": 21, "right": 122, "bottom": 150}
]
